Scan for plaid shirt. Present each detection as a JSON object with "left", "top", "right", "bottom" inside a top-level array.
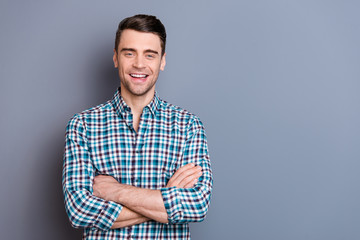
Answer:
[{"left": 62, "top": 88, "right": 213, "bottom": 239}]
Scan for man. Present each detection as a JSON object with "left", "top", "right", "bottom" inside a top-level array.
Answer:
[{"left": 62, "top": 14, "right": 213, "bottom": 239}]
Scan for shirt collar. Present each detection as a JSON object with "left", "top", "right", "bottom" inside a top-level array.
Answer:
[
  {"left": 147, "top": 91, "right": 160, "bottom": 116},
  {"left": 112, "top": 87, "right": 160, "bottom": 118}
]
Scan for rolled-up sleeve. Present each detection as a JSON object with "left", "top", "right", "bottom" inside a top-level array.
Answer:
[
  {"left": 62, "top": 115, "right": 122, "bottom": 231},
  {"left": 160, "top": 117, "right": 213, "bottom": 224}
]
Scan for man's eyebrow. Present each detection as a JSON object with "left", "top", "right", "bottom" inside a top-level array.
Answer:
[
  {"left": 120, "top": 48, "right": 159, "bottom": 55},
  {"left": 120, "top": 48, "right": 136, "bottom": 52},
  {"left": 144, "top": 49, "right": 159, "bottom": 55}
]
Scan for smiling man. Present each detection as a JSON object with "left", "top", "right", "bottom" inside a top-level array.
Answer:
[{"left": 62, "top": 14, "right": 213, "bottom": 239}]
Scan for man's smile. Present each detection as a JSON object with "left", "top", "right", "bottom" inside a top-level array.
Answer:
[
  {"left": 130, "top": 73, "right": 148, "bottom": 78},
  {"left": 129, "top": 73, "right": 149, "bottom": 81}
]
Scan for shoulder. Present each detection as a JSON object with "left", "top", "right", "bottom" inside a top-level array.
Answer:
[
  {"left": 158, "top": 99, "right": 204, "bottom": 131},
  {"left": 66, "top": 100, "right": 114, "bottom": 131}
]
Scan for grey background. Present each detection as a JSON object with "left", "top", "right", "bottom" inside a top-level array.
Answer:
[{"left": 1, "top": 0, "right": 359, "bottom": 239}]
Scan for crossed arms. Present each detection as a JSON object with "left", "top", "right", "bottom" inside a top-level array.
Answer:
[
  {"left": 62, "top": 115, "right": 213, "bottom": 231},
  {"left": 93, "top": 163, "right": 203, "bottom": 228}
]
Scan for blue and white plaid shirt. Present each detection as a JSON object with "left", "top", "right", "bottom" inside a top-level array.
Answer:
[{"left": 62, "top": 88, "right": 213, "bottom": 239}]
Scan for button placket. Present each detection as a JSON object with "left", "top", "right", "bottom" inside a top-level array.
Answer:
[{"left": 133, "top": 108, "right": 150, "bottom": 187}]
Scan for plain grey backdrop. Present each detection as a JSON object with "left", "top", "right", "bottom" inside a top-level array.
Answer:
[{"left": 1, "top": 0, "right": 359, "bottom": 239}]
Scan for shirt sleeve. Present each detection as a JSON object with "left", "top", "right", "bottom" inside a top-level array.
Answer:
[
  {"left": 62, "top": 114, "right": 122, "bottom": 231},
  {"left": 160, "top": 117, "right": 213, "bottom": 224}
]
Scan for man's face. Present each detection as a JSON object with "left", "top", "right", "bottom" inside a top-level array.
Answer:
[{"left": 113, "top": 29, "right": 166, "bottom": 98}]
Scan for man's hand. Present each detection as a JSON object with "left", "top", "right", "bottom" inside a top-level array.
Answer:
[
  {"left": 166, "top": 163, "right": 202, "bottom": 188},
  {"left": 93, "top": 175, "right": 121, "bottom": 202}
]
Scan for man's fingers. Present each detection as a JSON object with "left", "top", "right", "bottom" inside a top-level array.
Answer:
[
  {"left": 166, "top": 164, "right": 194, "bottom": 187},
  {"left": 172, "top": 165, "right": 201, "bottom": 185},
  {"left": 184, "top": 178, "right": 199, "bottom": 188},
  {"left": 167, "top": 164, "right": 202, "bottom": 188},
  {"left": 169, "top": 163, "right": 195, "bottom": 181},
  {"left": 178, "top": 171, "right": 202, "bottom": 188}
]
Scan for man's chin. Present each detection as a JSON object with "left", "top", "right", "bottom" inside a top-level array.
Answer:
[
  {"left": 127, "top": 87, "right": 154, "bottom": 97},
  {"left": 121, "top": 80, "right": 157, "bottom": 97}
]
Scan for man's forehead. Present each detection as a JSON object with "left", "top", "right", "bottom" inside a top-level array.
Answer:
[{"left": 118, "top": 29, "right": 162, "bottom": 51}]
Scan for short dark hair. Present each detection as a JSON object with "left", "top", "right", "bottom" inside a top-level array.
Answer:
[{"left": 115, "top": 14, "right": 166, "bottom": 56}]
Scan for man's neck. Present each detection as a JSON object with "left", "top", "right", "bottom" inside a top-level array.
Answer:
[
  {"left": 121, "top": 89, "right": 154, "bottom": 116},
  {"left": 120, "top": 87, "right": 155, "bottom": 132}
]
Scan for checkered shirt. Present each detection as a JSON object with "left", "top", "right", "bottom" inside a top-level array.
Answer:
[{"left": 62, "top": 88, "right": 213, "bottom": 239}]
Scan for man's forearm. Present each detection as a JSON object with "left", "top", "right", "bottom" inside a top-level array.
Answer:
[
  {"left": 92, "top": 175, "right": 168, "bottom": 223},
  {"left": 112, "top": 217, "right": 149, "bottom": 229},
  {"left": 114, "top": 184, "right": 168, "bottom": 223},
  {"left": 111, "top": 206, "right": 150, "bottom": 229}
]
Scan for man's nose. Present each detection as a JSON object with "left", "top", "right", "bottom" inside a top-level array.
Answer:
[{"left": 133, "top": 55, "right": 145, "bottom": 68}]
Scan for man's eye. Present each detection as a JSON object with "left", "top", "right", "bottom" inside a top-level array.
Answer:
[
  {"left": 125, "top": 52, "right": 133, "bottom": 56},
  {"left": 146, "top": 54, "right": 155, "bottom": 59}
]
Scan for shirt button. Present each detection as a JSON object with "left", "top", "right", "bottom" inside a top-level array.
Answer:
[{"left": 136, "top": 149, "right": 140, "bottom": 153}]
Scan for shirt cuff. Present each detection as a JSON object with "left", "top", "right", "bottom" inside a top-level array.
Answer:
[
  {"left": 160, "top": 187, "right": 182, "bottom": 224},
  {"left": 93, "top": 200, "right": 123, "bottom": 231}
]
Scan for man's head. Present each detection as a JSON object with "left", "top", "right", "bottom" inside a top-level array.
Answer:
[
  {"left": 113, "top": 14, "right": 167, "bottom": 99},
  {"left": 115, "top": 14, "right": 166, "bottom": 56}
]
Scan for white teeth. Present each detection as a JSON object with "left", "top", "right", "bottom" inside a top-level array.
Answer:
[{"left": 130, "top": 74, "right": 147, "bottom": 78}]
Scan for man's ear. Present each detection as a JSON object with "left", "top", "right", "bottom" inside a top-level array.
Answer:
[
  {"left": 113, "top": 49, "right": 118, "bottom": 68},
  {"left": 160, "top": 53, "right": 166, "bottom": 71}
]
